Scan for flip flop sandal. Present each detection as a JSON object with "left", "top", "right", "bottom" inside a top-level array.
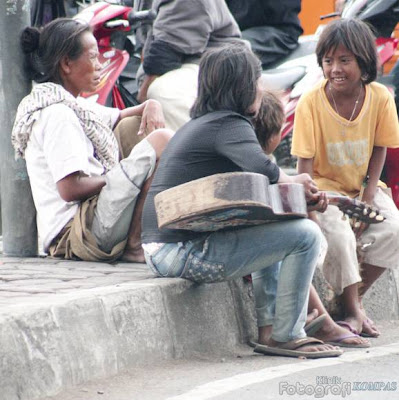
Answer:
[
  {"left": 326, "top": 333, "right": 370, "bottom": 348},
  {"left": 335, "top": 320, "right": 359, "bottom": 335},
  {"left": 253, "top": 337, "right": 343, "bottom": 359},
  {"left": 360, "top": 318, "right": 380, "bottom": 338},
  {"left": 305, "top": 314, "right": 327, "bottom": 336},
  {"left": 248, "top": 340, "right": 258, "bottom": 348},
  {"left": 248, "top": 314, "right": 328, "bottom": 348}
]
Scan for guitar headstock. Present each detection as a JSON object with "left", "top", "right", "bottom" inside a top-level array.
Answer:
[{"left": 329, "top": 196, "right": 385, "bottom": 224}]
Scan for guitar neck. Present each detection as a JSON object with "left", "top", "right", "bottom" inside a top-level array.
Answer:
[
  {"left": 324, "top": 193, "right": 384, "bottom": 223},
  {"left": 326, "top": 193, "right": 357, "bottom": 207}
]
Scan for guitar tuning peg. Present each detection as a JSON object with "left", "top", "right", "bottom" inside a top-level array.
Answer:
[
  {"left": 369, "top": 211, "right": 376, "bottom": 219},
  {"left": 363, "top": 208, "right": 368, "bottom": 216},
  {"left": 354, "top": 220, "right": 361, "bottom": 229},
  {"left": 341, "top": 213, "right": 347, "bottom": 221}
]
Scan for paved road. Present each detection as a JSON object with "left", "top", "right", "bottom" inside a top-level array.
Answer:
[{"left": 44, "top": 321, "right": 399, "bottom": 400}]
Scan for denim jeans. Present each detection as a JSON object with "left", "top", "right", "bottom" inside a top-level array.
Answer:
[
  {"left": 145, "top": 218, "right": 322, "bottom": 342},
  {"left": 251, "top": 262, "right": 280, "bottom": 328}
]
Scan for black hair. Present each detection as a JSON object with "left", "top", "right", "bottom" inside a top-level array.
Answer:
[
  {"left": 20, "top": 18, "right": 91, "bottom": 84},
  {"left": 190, "top": 43, "right": 262, "bottom": 118},
  {"left": 253, "top": 90, "right": 285, "bottom": 151},
  {"left": 316, "top": 18, "right": 378, "bottom": 84}
]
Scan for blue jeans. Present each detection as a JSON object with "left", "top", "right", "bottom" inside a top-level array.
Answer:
[
  {"left": 252, "top": 262, "right": 280, "bottom": 328},
  {"left": 145, "top": 219, "right": 322, "bottom": 342}
]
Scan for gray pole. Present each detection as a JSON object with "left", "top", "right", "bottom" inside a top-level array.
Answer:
[{"left": 0, "top": 0, "right": 38, "bottom": 256}]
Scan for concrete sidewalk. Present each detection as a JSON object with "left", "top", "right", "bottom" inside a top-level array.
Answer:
[
  {"left": 0, "top": 255, "right": 257, "bottom": 400},
  {"left": 1, "top": 249, "right": 398, "bottom": 400}
]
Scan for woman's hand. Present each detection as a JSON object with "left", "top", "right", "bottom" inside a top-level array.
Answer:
[
  {"left": 138, "top": 99, "right": 165, "bottom": 135},
  {"left": 118, "top": 99, "right": 165, "bottom": 134}
]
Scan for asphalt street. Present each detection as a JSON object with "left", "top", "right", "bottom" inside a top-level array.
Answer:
[{"left": 43, "top": 321, "right": 399, "bottom": 400}]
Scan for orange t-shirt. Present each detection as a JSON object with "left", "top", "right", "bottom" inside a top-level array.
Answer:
[{"left": 292, "top": 80, "right": 399, "bottom": 197}]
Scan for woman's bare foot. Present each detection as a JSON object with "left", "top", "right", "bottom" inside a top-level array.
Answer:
[{"left": 121, "top": 248, "right": 146, "bottom": 263}]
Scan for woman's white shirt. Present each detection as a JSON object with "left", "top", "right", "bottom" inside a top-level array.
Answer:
[{"left": 25, "top": 99, "right": 119, "bottom": 252}]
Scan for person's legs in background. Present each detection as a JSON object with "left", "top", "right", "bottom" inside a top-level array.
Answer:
[
  {"left": 318, "top": 188, "right": 399, "bottom": 338},
  {"left": 147, "top": 64, "right": 199, "bottom": 131}
]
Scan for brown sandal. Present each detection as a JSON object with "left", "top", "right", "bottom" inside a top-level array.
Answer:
[{"left": 254, "top": 337, "right": 343, "bottom": 359}]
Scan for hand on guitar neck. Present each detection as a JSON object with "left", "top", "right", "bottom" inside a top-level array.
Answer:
[
  {"left": 306, "top": 191, "right": 329, "bottom": 213},
  {"left": 308, "top": 192, "right": 385, "bottom": 225}
]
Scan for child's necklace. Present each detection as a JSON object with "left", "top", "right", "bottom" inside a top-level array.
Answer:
[{"left": 329, "top": 83, "right": 363, "bottom": 135}]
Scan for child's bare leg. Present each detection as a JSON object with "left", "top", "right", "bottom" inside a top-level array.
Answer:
[
  {"left": 309, "top": 285, "right": 369, "bottom": 346},
  {"left": 338, "top": 264, "right": 384, "bottom": 337},
  {"left": 121, "top": 175, "right": 153, "bottom": 262},
  {"left": 340, "top": 283, "right": 364, "bottom": 333},
  {"left": 358, "top": 263, "right": 385, "bottom": 297},
  {"left": 357, "top": 263, "right": 385, "bottom": 337}
]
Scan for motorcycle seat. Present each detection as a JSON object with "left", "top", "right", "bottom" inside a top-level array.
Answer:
[
  {"left": 261, "top": 66, "right": 306, "bottom": 91},
  {"left": 264, "top": 36, "right": 318, "bottom": 70}
]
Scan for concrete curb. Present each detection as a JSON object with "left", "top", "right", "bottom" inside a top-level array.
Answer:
[
  {"left": 1, "top": 256, "right": 398, "bottom": 400},
  {"left": 0, "top": 274, "right": 256, "bottom": 400}
]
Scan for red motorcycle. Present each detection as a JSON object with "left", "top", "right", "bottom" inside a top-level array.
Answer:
[{"left": 75, "top": 1, "right": 155, "bottom": 108}]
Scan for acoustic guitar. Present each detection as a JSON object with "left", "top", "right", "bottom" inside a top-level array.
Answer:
[{"left": 154, "top": 172, "right": 385, "bottom": 232}]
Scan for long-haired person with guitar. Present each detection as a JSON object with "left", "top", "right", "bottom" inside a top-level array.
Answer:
[
  {"left": 292, "top": 19, "right": 399, "bottom": 339},
  {"left": 141, "top": 43, "right": 343, "bottom": 359}
]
